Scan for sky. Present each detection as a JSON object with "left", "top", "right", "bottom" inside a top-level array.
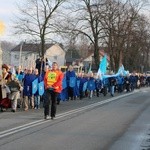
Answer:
[
  {"left": 0, "top": 0, "right": 150, "bottom": 44},
  {"left": 0, "top": 0, "right": 21, "bottom": 43}
]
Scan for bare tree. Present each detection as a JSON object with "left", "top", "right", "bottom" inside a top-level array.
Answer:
[
  {"left": 57, "top": 0, "right": 106, "bottom": 69},
  {"left": 99, "top": 0, "right": 149, "bottom": 71},
  {"left": 13, "top": 0, "right": 66, "bottom": 57},
  {"left": 124, "top": 14, "right": 150, "bottom": 72},
  {"left": 59, "top": 0, "right": 149, "bottom": 71}
]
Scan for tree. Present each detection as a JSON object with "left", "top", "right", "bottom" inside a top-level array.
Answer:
[
  {"left": 13, "top": 0, "right": 66, "bottom": 57},
  {"left": 58, "top": 0, "right": 149, "bottom": 71},
  {"left": 58, "top": 0, "right": 106, "bottom": 69},
  {"left": 123, "top": 14, "right": 150, "bottom": 72},
  {"left": 99, "top": 0, "right": 149, "bottom": 71}
]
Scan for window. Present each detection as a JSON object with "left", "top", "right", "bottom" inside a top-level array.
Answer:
[{"left": 14, "top": 55, "right": 19, "bottom": 59}]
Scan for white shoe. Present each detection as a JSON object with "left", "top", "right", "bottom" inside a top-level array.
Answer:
[{"left": 45, "top": 115, "right": 50, "bottom": 120}]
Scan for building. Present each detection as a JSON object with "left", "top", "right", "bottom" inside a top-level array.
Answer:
[
  {"left": 82, "top": 49, "right": 110, "bottom": 73},
  {"left": 10, "top": 43, "right": 66, "bottom": 69},
  {"left": 65, "top": 48, "right": 81, "bottom": 66}
]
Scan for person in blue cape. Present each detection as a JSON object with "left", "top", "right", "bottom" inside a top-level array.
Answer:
[
  {"left": 87, "top": 72, "right": 96, "bottom": 99},
  {"left": 78, "top": 73, "right": 88, "bottom": 100},
  {"left": 116, "top": 74, "right": 124, "bottom": 93},
  {"left": 33, "top": 69, "right": 43, "bottom": 109},
  {"left": 57, "top": 72, "right": 68, "bottom": 104},
  {"left": 72, "top": 72, "right": 81, "bottom": 100},
  {"left": 23, "top": 68, "right": 36, "bottom": 111},
  {"left": 66, "top": 65, "right": 76, "bottom": 100}
]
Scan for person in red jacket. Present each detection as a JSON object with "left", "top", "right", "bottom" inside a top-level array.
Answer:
[{"left": 43, "top": 62, "right": 63, "bottom": 120}]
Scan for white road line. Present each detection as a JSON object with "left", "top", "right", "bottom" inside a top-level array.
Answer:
[{"left": 0, "top": 91, "right": 138, "bottom": 139}]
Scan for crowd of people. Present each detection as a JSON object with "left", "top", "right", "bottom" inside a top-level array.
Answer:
[{"left": 0, "top": 62, "right": 150, "bottom": 120}]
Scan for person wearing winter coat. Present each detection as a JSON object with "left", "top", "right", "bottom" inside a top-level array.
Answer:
[
  {"left": 7, "top": 75, "right": 23, "bottom": 112},
  {"left": 43, "top": 62, "right": 63, "bottom": 120},
  {"left": 34, "top": 69, "right": 43, "bottom": 109},
  {"left": 66, "top": 65, "right": 76, "bottom": 100},
  {"left": 23, "top": 68, "right": 36, "bottom": 111}
]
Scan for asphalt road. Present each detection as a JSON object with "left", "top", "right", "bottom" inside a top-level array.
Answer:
[{"left": 0, "top": 87, "right": 150, "bottom": 150}]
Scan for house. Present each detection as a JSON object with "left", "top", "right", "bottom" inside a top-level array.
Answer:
[
  {"left": 65, "top": 48, "right": 81, "bottom": 66},
  {"left": 82, "top": 49, "right": 110, "bottom": 72},
  {"left": 1, "top": 41, "right": 16, "bottom": 67},
  {"left": 44, "top": 44, "right": 66, "bottom": 67},
  {"left": 10, "top": 43, "right": 66, "bottom": 69}
]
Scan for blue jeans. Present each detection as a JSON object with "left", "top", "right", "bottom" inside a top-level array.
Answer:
[{"left": 34, "top": 95, "right": 40, "bottom": 109}]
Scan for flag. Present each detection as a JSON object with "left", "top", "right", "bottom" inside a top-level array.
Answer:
[
  {"left": 38, "top": 81, "right": 44, "bottom": 96},
  {"left": 47, "top": 58, "right": 52, "bottom": 67},
  {"left": 62, "top": 76, "right": 67, "bottom": 89},
  {"left": 124, "top": 70, "right": 129, "bottom": 76},
  {"left": 100, "top": 55, "right": 107, "bottom": 74},
  {"left": 83, "top": 82, "right": 88, "bottom": 92},
  {"left": 97, "top": 68, "right": 102, "bottom": 79},
  {"left": 87, "top": 80, "right": 96, "bottom": 90},
  {"left": 97, "top": 55, "right": 107, "bottom": 79},
  {"left": 116, "top": 64, "right": 124, "bottom": 76},
  {"left": 32, "top": 78, "right": 38, "bottom": 94},
  {"left": 69, "top": 77, "right": 76, "bottom": 87}
]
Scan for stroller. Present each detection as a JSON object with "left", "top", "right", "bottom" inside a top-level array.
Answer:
[
  {"left": 0, "top": 97, "right": 11, "bottom": 112},
  {"left": 0, "top": 85, "right": 11, "bottom": 112}
]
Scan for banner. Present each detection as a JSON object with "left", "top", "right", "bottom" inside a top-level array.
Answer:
[
  {"left": 97, "top": 55, "right": 107, "bottom": 79},
  {"left": 83, "top": 82, "right": 88, "bottom": 92},
  {"left": 100, "top": 55, "right": 107, "bottom": 74},
  {"left": 69, "top": 77, "right": 76, "bottom": 87},
  {"left": 32, "top": 78, "right": 38, "bottom": 94},
  {"left": 62, "top": 76, "right": 67, "bottom": 89},
  {"left": 38, "top": 81, "right": 44, "bottom": 96},
  {"left": 87, "top": 80, "right": 96, "bottom": 91}
]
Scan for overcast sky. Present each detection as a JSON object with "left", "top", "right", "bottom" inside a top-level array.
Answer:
[
  {"left": 0, "top": 0, "right": 21, "bottom": 43},
  {"left": 0, "top": 0, "right": 150, "bottom": 43}
]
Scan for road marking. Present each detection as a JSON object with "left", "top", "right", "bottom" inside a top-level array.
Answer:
[{"left": 0, "top": 91, "right": 139, "bottom": 139}]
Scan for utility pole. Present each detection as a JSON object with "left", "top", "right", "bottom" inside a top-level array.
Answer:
[{"left": 19, "top": 42, "right": 24, "bottom": 68}]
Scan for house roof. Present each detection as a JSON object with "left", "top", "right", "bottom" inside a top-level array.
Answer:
[{"left": 11, "top": 43, "right": 54, "bottom": 53}]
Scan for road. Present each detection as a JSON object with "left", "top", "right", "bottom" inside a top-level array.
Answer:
[{"left": 0, "top": 87, "right": 150, "bottom": 150}]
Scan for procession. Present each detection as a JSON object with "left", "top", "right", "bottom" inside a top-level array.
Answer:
[{"left": 0, "top": 55, "right": 150, "bottom": 120}]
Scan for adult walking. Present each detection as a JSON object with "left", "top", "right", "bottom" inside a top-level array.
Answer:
[
  {"left": 66, "top": 65, "right": 76, "bottom": 100},
  {"left": 23, "top": 68, "right": 36, "bottom": 111},
  {"left": 43, "top": 62, "right": 63, "bottom": 120}
]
